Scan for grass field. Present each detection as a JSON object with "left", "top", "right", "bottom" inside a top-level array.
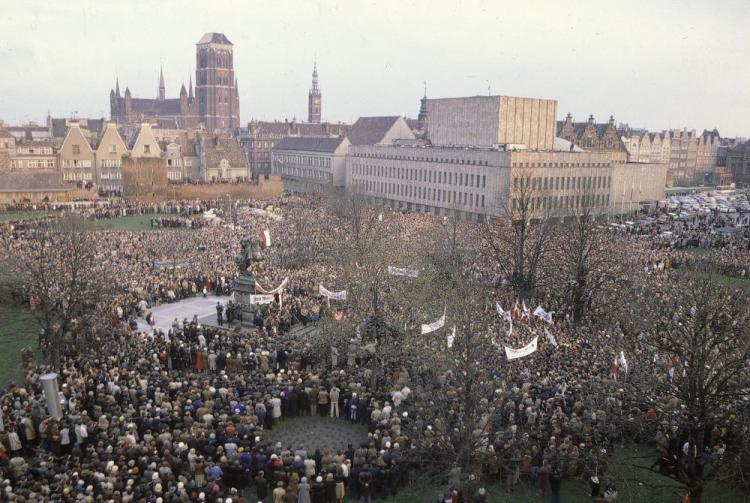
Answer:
[
  {"left": 0, "top": 211, "right": 49, "bottom": 222},
  {"left": 0, "top": 303, "right": 38, "bottom": 386},
  {"left": 94, "top": 213, "right": 179, "bottom": 232}
]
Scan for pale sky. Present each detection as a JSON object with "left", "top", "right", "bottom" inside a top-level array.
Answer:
[{"left": 1, "top": 0, "right": 748, "bottom": 137}]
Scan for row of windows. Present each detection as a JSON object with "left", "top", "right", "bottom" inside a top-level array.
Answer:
[
  {"left": 10, "top": 159, "right": 55, "bottom": 169},
  {"left": 62, "top": 172, "right": 92, "bottom": 181},
  {"left": 100, "top": 159, "right": 121, "bottom": 168},
  {"left": 353, "top": 151, "right": 490, "bottom": 166},
  {"left": 352, "top": 163, "right": 487, "bottom": 189},
  {"left": 353, "top": 178, "right": 486, "bottom": 209},
  {"left": 18, "top": 147, "right": 54, "bottom": 155},
  {"left": 276, "top": 165, "right": 332, "bottom": 182},
  {"left": 512, "top": 193, "right": 610, "bottom": 211},
  {"left": 62, "top": 159, "right": 92, "bottom": 168},
  {"left": 275, "top": 154, "right": 331, "bottom": 169},
  {"left": 99, "top": 172, "right": 122, "bottom": 180},
  {"left": 513, "top": 175, "right": 612, "bottom": 192},
  {"left": 513, "top": 160, "right": 617, "bottom": 168}
]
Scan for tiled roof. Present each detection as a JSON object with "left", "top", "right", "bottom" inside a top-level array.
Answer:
[
  {"left": 0, "top": 171, "right": 72, "bottom": 192},
  {"left": 129, "top": 98, "right": 182, "bottom": 115},
  {"left": 248, "top": 121, "right": 350, "bottom": 137},
  {"left": 197, "top": 32, "right": 232, "bottom": 45},
  {"left": 201, "top": 135, "right": 248, "bottom": 168},
  {"left": 347, "top": 116, "right": 401, "bottom": 146},
  {"left": 272, "top": 136, "right": 346, "bottom": 153}
]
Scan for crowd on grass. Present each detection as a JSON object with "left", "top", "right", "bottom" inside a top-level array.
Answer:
[{"left": 0, "top": 193, "right": 747, "bottom": 503}]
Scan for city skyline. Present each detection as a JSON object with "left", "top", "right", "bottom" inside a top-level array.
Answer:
[{"left": 1, "top": 0, "right": 748, "bottom": 136}]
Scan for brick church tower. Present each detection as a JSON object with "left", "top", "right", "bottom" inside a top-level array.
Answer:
[
  {"left": 196, "top": 32, "right": 240, "bottom": 131},
  {"left": 307, "top": 61, "right": 321, "bottom": 124}
]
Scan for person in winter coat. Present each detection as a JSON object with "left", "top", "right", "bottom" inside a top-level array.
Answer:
[
  {"left": 297, "top": 477, "right": 312, "bottom": 503},
  {"left": 323, "top": 473, "right": 336, "bottom": 503},
  {"left": 311, "top": 476, "right": 326, "bottom": 503},
  {"left": 255, "top": 471, "right": 269, "bottom": 501}
]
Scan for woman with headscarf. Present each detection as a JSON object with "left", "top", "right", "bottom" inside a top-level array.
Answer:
[{"left": 297, "top": 477, "right": 311, "bottom": 503}]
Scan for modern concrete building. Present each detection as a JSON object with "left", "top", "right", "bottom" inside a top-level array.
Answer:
[
  {"left": 344, "top": 95, "right": 666, "bottom": 221},
  {"left": 272, "top": 136, "right": 350, "bottom": 191},
  {"left": 425, "top": 95, "right": 557, "bottom": 150}
]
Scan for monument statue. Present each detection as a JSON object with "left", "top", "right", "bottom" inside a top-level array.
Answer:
[{"left": 232, "top": 234, "right": 268, "bottom": 326}]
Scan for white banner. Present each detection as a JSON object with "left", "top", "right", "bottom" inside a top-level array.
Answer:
[
  {"left": 534, "top": 306, "right": 554, "bottom": 325},
  {"left": 496, "top": 302, "right": 511, "bottom": 322},
  {"left": 248, "top": 294, "right": 275, "bottom": 305},
  {"left": 388, "top": 266, "right": 419, "bottom": 278},
  {"left": 263, "top": 229, "right": 271, "bottom": 247},
  {"left": 544, "top": 328, "right": 558, "bottom": 348},
  {"left": 619, "top": 350, "right": 629, "bottom": 374},
  {"left": 421, "top": 312, "right": 446, "bottom": 335},
  {"left": 256, "top": 277, "right": 288, "bottom": 295},
  {"left": 319, "top": 284, "right": 347, "bottom": 301},
  {"left": 505, "top": 336, "right": 538, "bottom": 360},
  {"left": 447, "top": 326, "right": 456, "bottom": 348}
]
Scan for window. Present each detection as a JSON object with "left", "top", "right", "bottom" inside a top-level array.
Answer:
[
  {"left": 144, "top": 145, "right": 151, "bottom": 154},
  {"left": 72, "top": 145, "right": 80, "bottom": 155},
  {"left": 109, "top": 144, "right": 117, "bottom": 154}
]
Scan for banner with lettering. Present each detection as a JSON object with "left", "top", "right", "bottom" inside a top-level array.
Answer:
[
  {"left": 319, "top": 285, "right": 347, "bottom": 301},
  {"left": 504, "top": 336, "right": 538, "bottom": 360},
  {"left": 421, "top": 312, "right": 446, "bottom": 335},
  {"left": 248, "top": 294, "right": 275, "bottom": 305},
  {"left": 388, "top": 266, "right": 419, "bottom": 278}
]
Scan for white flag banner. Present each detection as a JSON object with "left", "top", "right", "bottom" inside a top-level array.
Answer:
[
  {"left": 263, "top": 229, "right": 272, "bottom": 247},
  {"left": 248, "top": 294, "right": 275, "bottom": 305},
  {"left": 545, "top": 328, "right": 558, "bottom": 348},
  {"left": 256, "top": 277, "right": 288, "bottom": 295},
  {"left": 619, "top": 350, "right": 629, "bottom": 374},
  {"left": 421, "top": 312, "right": 446, "bottom": 335},
  {"left": 534, "top": 306, "right": 555, "bottom": 325},
  {"left": 388, "top": 266, "right": 419, "bottom": 278},
  {"left": 522, "top": 301, "right": 531, "bottom": 320},
  {"left": 496, "top": 303, "right": 512, "bottom": 322},
  {"left": 319, "top": 284, "right": 347, "bottom": 301},
  {"left": 447, "top": 326, "right": 456, "bottom": 348},
  {"left": 504, "top": 336, "right": 538, "bottom": 360}
]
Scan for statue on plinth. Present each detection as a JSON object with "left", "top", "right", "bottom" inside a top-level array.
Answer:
[{"left": 232, "top": 235, "right": 268, "bottom": 326}]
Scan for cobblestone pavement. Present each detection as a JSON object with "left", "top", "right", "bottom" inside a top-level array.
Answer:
[{"left": 263, "top": 416, "right": 369, "bottom": 453}]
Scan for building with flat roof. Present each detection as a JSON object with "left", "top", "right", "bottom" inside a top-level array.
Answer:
[
  {"left": 272, "top": 136, "right": 350, "bottom": 192},
  {"left": 424, "top": 95, "right": 557, "bottom": 150}
]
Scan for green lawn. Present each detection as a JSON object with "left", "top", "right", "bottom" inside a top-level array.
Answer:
[
  {"left": 95, "top": 213, "right": 181, "bottom": 232},
  {"left": 0, "top": 211, "right": 49, "bottom": 222},
  {"left": 0, "top": 303, "right": 38, "bottom": 386}
]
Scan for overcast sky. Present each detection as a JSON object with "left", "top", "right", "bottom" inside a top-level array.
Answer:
[{"left": 1, "top": 0, "right": 748, "bottom": 136}]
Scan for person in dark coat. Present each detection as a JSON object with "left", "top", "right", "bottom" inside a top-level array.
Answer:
[
  {"left": 311, "top": 476, "right": 326, "bottom": 503},
  {"left": 255, "top": 470, "right": 269, "bottom": 501},
  {"left": 323, "top": 473, "right": 336, "bottom": 503}
]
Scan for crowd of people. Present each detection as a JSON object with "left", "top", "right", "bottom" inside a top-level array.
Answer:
[{"left": 0, "top": 192, "right": 746, "bottom": 503}]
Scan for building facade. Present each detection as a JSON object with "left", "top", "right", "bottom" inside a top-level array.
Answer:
[
  {"left": 425, "top": 96, "right": 557, "bottom": 150},
  {"left": 196, "top": 32, "right": 240, "bottom": 131},
  {"left": 11, "top": 140, "right": 58, "bottom": 171},
  {"left": 58, "top": 122, "right": 96, "bottom": 184},
  {"left": 308, "top": 62, "right": 321, "bottom": 124},
  {"left": 95, "top": 122, "right": 129, "bottom": 192},
  {"left": 238, "top": 120, "right": 350, "bottom": 175},
  {"left": 726, "top": 140, "right": 750, "bottom": 186},
  {"left": 110, "top": 73, "right": 200, "bottom": 129},
  {"left": 197, "top": 133, "right": 249, "bottom": 181},
  {"left": 557, "top": 114, "right": 625, "bottom": 152},
  {"left": 271, "top": 136, "right": 350, "bottom": 191}
]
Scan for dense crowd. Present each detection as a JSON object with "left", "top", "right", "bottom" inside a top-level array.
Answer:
[{"left": 0, "top": 193, "right": 747, "bottom": 503}]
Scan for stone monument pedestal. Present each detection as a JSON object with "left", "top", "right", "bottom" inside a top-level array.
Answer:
[{"left": 232, "top": 275, "right": 257, "bottom": 327}]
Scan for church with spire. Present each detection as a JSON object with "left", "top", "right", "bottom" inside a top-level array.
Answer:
[
  {"left": 307, "top": 61, "right": 321, "bottom": 123},
  {"left": 110, "top": 32, "right": 240, "bottom": 130},
  {"left": 109, "top": 67, "right": 200, "bottom": 128}
]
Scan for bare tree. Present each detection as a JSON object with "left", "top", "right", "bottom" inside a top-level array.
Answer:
[
  {"left": 6, "top": 215, "right": 114, "bottom": 368},
  {"left": 621, "top": 270, "right": 750, "bottom": 503},
  {"left": 481, "top": 169, "right": 556, "bottom": 301}
]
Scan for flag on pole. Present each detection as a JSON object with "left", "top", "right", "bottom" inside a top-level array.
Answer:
[
  {"left": 447, "top": 326, "right": 455, "bottom": 348},
  {"left": 522, "top": 301, "right": 531, "bottom": 322},
  {"left": 496, "top": 303, "right": 511, "bottom": 322},
  {"left": 544, "top": 328, "right": 558, "bottom": 348},
  {"left": 263, "top": 229, "right": 271, "bottom": 247}
]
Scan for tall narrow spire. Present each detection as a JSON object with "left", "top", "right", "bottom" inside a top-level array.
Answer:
[
  {"left": 188, "top": 74, "right": 194, "bottom": 100},
  {"left": 115, "top": 77, "right": 121, "bottom": 97},
  {"left": 418, "top": 81, "right": 428, "bottom": 123},
  {"left": 311, "top": 59, "right": 319, "bottom": 95},
  {"left": 307, "top": 60, "right": 322, "bottom": 124},
  {"left": 158, "top": 66, "right": 165, "bottom": 100}
]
